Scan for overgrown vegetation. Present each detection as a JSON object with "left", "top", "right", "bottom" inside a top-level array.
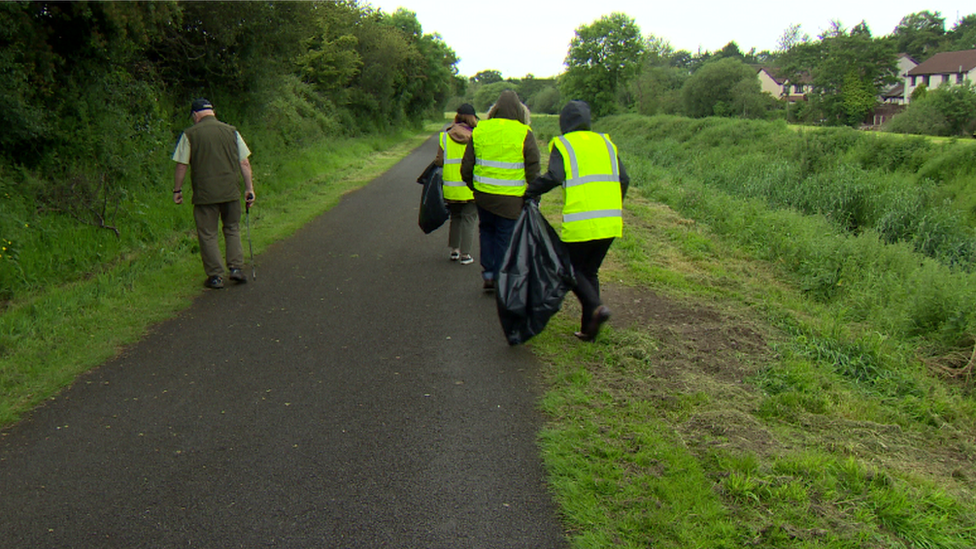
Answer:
[
  {"left": 0, "top": 1, "right": 462, "bottom": 303},
  {"left": 0, "top": 123, "right": 435, "bottom": 426},
  {"left": 456, "top": 10, "right": 976, "bottom": 135},
  {"left": 530, "top": 113, "right": 976, "bottom": 548}
]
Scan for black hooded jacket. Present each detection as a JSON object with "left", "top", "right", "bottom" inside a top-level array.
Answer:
[{"left": 524, "top": 100, "right": 629, "bottom": 201}]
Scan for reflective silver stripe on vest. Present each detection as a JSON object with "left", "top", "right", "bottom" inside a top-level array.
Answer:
[
  {"left": 443, "top": 180, "right": 467, "bottom": 187},
  {"left": 475, "top": 158, "right": 525, "bottom": 169},
  {"left": 563, "top": 209, "right": 623, "bottom": 223},
  {"left": 559, "top": 134, "right": 620, "bottom": 188},
  {"left": 567, "top": 174, "right": 619, "bottom": 186},
  {"left": 557, "top": 136, "right": 579, "bottom": 180},
  {"left": 473, "top": 175, "right": 525, "bottom": 186},
  {"left": 443, "top": 158, "right": 462, "bottom": 165}
]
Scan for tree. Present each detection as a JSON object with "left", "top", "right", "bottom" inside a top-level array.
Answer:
[
  {"left": 779, "top": 21, "right": 897, "bottom": 126},
  {"left": 681, "top": 57, "right": 767, "bottom": 118},
  {"left": 717, "top": 41, "right": 744, "bottom": 61},
  {"left": 296, "top": 4, "right": 363, "bottom": 97},
  {"left": 840, "top": 70, "right": 876, "bottom": 125},
  {"left": 923, "top": 82, "right": 976, "bottom": 135},
  {"left": 560, "top": 12, "right": 645, "bottom": 117},
  {"left": 472, "top": 70, "right": 502, "bottom": 85},
  {"left": 474, "top": 81, "right": 519, "bottom": 112},
  {"left": 890, "top": 11, "right": 945, "bottom": 60},
  {"left": 525, "top": 86, "right": 561, "bottom": 115},
  {"left": 777, "top": 23, "right": 809, "bottom": 52},
  {"left": 944, "top": 14, "right": 976, "bottom": 51}
]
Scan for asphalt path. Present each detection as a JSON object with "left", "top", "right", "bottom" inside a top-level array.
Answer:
[{"left": 0, "top": 136, "right": 570, "bottom": 548}]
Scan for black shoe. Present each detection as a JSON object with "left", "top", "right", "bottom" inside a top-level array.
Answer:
[
  {"left": 229, "top": 268, "right": 247, "bottom": 284},
  {"left": 580, "top": 306, "right": 611, "bottom": 341},
  {"left": 205, "top": 275, "right": 224, "bottom": 289},
  {"left": 483, "top": 279, "right": 495, "bottom": 291}
]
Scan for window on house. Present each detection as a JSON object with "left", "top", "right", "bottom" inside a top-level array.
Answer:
[
  {"left": 942, "top": 74, "right": 951, "bottom": 84},
  {"left": 794, "top": 84, "right": 803, "bottom": 94},
  {"left": 958, "top": 73, "right": 965, "bottom": 84},
  {"left": 911, "top": 75, "right": 917, "bottom": 86},
  {"left": 923, "top": 75, "right": 930, "bottom": 86}
]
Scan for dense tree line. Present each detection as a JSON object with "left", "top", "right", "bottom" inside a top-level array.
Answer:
[
  {"left": 459, "top": 10, "right": 975, "bottom": 135},
  {"left": 0, "top": 1, "right": 461, "bottom": 236}
]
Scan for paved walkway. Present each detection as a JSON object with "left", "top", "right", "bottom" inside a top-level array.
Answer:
[{"left": 0, "top": 137, "right": 569, "bottom": 548}]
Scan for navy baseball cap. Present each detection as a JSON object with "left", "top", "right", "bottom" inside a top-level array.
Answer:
[{"left": 191, "top": 98, "right": 213, "bottom": 113}]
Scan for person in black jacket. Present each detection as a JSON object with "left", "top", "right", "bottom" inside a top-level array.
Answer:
[{"left": 525, "top": 101, "right": 630, "bottom": 341}]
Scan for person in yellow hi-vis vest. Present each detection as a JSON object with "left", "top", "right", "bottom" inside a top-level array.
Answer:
[
  {"left": 525, "top": 100, "right": 630, "bottom": 341},
  {"left": 433, "top": 104, "right": 479, "bottom": 265},
  {"left": 461, "top": 90, "right": 541, "bottom": 291}
]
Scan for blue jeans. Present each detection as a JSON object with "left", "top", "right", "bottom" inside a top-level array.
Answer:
[{"left": 476, "top": 206, "right": 517, "bottom": 281}]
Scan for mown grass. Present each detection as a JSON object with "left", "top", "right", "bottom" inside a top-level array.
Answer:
[
  {"left": 0, "top": 124, "right": 438, "bottom": 425},
  {"left": 528, "top": 115, "right": 976, "bottom": 547}
]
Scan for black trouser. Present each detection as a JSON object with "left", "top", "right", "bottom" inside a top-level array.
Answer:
[{"left": 566, "top": 237, "right": 614, "bottom": 332}]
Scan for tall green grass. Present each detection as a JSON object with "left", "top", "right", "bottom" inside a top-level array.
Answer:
[
  {"left": 538, "top": 115, "right": 976, "bottom": 347},
  {"left": 587, "top": 116, "right": 976, "bottom": 269},
  {"left": 531, "top": 113, "right": 976, "bottom": 547}
]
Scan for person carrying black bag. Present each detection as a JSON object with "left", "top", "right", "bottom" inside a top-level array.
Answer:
[
  {"left": 524, "top": 100, "right": 630, "bottom": 341},
  {"left": 461, "top": 90, "right": 541, "bottom": 291},
  {"left": 434, "top": 104, "right": 479, "bottom": 264}
]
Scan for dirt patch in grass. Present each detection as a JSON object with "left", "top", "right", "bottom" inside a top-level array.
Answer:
[
  {"left": 579, "top": 283, "right": 976, "bottom": 500},
  {"left": 600, "top": 283, "right": 769, "bottom": 383}
]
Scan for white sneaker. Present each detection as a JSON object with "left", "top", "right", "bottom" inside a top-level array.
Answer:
[
  {"left": 450, "top": 250, "right": 460, "bottom": 261},
  {"left": 460, "top": 254, "right": 474, "bottom": 265}
]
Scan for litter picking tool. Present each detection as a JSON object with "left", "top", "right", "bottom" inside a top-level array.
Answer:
[{"left": 245, "top": 194, "right": 255, "bottom": 280}]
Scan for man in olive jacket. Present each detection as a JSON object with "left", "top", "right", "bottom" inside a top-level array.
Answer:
[
  {"left": 460, "top": 90, "right": 541, "bottom": 290},
  {"left": 172, "top": 98, "right": 256, "bottom": 289}
]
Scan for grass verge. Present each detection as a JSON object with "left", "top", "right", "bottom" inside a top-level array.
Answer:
[
  {"left": 0, "top": 124, "right": 438, "bottom": 426},
  {"left": 528, "top": 164, "right": 976, "bottom": 547}
]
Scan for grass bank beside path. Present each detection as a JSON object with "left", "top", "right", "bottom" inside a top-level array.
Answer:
[
  {"left": 5, "top": 112, "right": 976, "bottom": 548},
  {"left": 528, "top": 115, "right": 976, "bottom": 548},
  {"left": 0, "top": 123, "right": 439, "bottom": 426}
]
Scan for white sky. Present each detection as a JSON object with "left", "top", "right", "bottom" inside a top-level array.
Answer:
[{"left": 364, "top": 1, "right": 971, "bottom": 78}]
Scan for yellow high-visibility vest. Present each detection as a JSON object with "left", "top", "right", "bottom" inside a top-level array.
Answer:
[
  {"left": 471, "top": 118, "right": 529, "bottom": 197},
  {"left": 550, "top": 131, "right": 623, "bottom": 242},
  {"left": 440, "top": 132, "right": 474, "bottom": 201}
]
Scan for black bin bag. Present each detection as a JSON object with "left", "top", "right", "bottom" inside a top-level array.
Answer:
[
  {"left": 418, "top": 164, "right": 449, "bottom": 234},
  {"left": 496, "top": 201, "right": 576, "bottom": 345}
]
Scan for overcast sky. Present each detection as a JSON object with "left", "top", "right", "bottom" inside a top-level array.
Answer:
[{"left": 365, "top": 1, "right": 971, "bottom": 78}]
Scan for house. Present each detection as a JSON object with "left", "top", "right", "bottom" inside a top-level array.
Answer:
[
  {"left": 904, "top": 49, "right": 976, "bottom": 102},
  {"left": 756, "top": 66, "right": 810, "bottom": 102},
  {"left": 880, "top": 53, "right": 918, "bottom": 105}
]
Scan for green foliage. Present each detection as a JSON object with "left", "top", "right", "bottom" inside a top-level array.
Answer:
[
  {"left": 560, "top": 13, "right": 645, "bottom": 118},
  {"left": 923, "top": 82, "right": 976, "bottom": 135},
  {"left": 780, "top": 21, "right": 897, "bottom": 126},
  {"left": 887, "top": 82, "right": 976, "bottom": 137},
  {"left": 474, "top": 81, "right": 520, "bottom": 113},
  {"left": 889, "top": 11, "right": 946, "bottom": 60},
  {"left": 945, "top": 14, "right": 976, "bottom": 51},
  {"left": 682, "top": 58, "right": 771, "bottom": 119},
  {"left": 0, "top": 0, "right": 461, "bottom": 303},
  {"left": 525, "top": 86, "right": 561, "bottom": 115},
  {"left": 471, "top": 70, "right": 503, "bottom": 85},
  {"left": 629, "top": 65, "right": 686, "bottom": 116},
  {"left": 599, "top": 114, "right": 976, "bottom": 344}
]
